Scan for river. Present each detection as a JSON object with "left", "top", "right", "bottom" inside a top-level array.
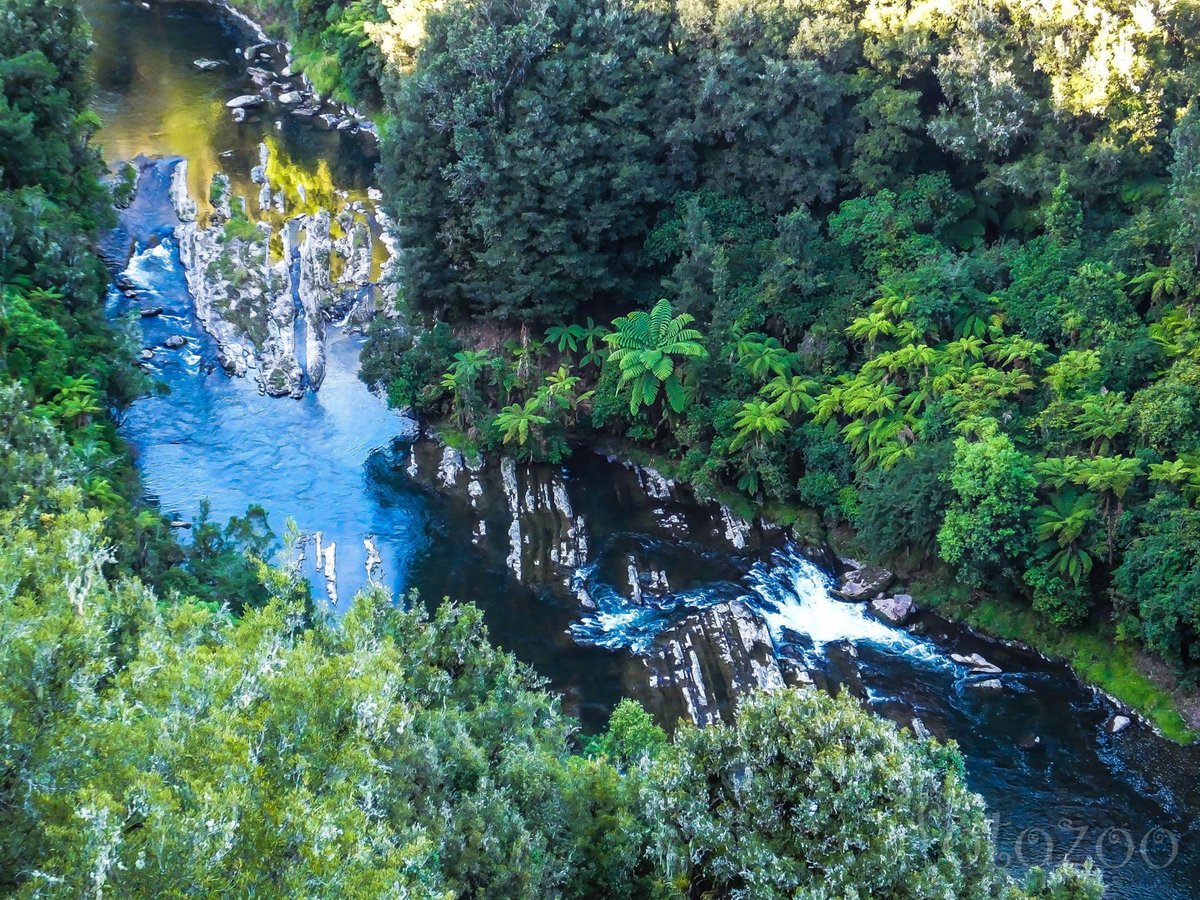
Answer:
[{"left": 85, "top": 1, "right": 1199, "bottom": 895}]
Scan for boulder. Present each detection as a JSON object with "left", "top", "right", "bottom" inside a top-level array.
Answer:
[
  {"left": 871, "top": 593, "right": 916, "bottom": 625},
  {"left": 832, "top": 563, "right": 894, "bottom": 601},
  {"left": 971, "top": 678, "right": 1003, "bottom": 691},
  {"left": 278, "top": 90, "right": 305, "bottom": 106},
  {"left": 163, "top": 334, "right": 187, "bottom": 349},
  {"left": 226, "top": 94, "right": 265, "bottom": 109},
  {"left": 193, "top": 58, "right": 223, "bottom": 71},
  {"left": 246, "top": 66, "right": 273, "bottom": 86},
  {"left": 951, "top": 652, "right": 1003, "bottom": 674},
  {"left": 231, "top": 108, "right": 246, "bottom": 124},
  {"left": 139, "top": 348, "right": 155, "bottom": 361},
  {"left": 1109, "top": 715, "right": 1132, "bottom": 734},
  {"left": 139, "top": 305, "right": 164, "bottom": 318},
  {"left": 291, "top": 105, "right": 320, "bottom": 118}
]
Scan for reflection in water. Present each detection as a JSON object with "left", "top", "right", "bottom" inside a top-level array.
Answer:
[{"left": 83, "top": 0, "right": 376, "bottom": 214}]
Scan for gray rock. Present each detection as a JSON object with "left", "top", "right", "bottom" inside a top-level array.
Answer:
[
  {"left": 871, "top": 593, "right": 916, "bottom": 625},
  {"left": 230, "top": 108, "right": 247, "bottom": 124},
  {"left": 317, "top": 113, "right": 342, "bottom": 130},
  {"left": 950, "top": 652, "right": 1003, "bottom": 674},
  {"left": 833, "top": 563, "right": 894, "bottom": 602},
  {"left": 246, "top": 66, "right": 273, "bottom": 86},
  {"left": 638, "top": 600, "right": 784, "bottom": 728},
  {"left": 971, "top": 678, "right": 1003, "bottom": 691},
  {"left": 226, "top": 94, "right": 265, "bottom": 109},
  {"left": 163, "top": 334, "right": 187, "bottom": 349},
  {"left": 911, "top": 717, "right": 931, "bottom": 739},
  {"left": 1109, "top": 715, "right": 1132, "bottom": 734},
  {"left": 278, "top": 90, "right": 305, "bottom": 106},
  {"left": 291, "top": 105, "right": 320, "bottom": 118},
  {"left": 139, "top": 306, "right": 164, "bottom": 318},
  {"left": 193, "top": 58, "right": 223, "bottom": 71},
  {"left": 139, "top": 348, "right": 155, "bottom": 361}
]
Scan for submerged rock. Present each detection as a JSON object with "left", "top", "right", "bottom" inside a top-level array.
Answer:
[
  {"left": 163, "top": 334, "right": 187, "bottom": 349},
  {"left": 394, "top": 411, "right": 420, "bottom": 443},
  {"left": 971, "top": 678, "right": 1004, "bottom": 691},
  {"left": 637, "top": 600, "right": 784, "bottom": 728},
  {"left": 193, "top": 58, "right": 223, "bottom": 71},
  {"left": 226, "top": 94, "right": 265, "bottom": 109}
]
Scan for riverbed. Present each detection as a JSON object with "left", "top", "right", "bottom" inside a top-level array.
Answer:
[{"left": 86, "top": 1, "right": 1200, "bottom": 895}]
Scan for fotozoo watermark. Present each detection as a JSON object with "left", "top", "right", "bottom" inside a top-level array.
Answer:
[{"left": 991, "top": 819, "right": 1181, "bottom": 871}]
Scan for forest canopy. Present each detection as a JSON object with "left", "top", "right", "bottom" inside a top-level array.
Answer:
[{"left": 336, "top": 0, "right": 1200, "bottom": 680}]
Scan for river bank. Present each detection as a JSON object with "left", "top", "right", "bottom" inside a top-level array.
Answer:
[{"left": 607, "top": 440, "right": 1199, "bottom": 744}]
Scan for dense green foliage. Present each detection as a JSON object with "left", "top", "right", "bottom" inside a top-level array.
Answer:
[
  {"left": 0, "top": 505, "right": 1101, "bottom": 896},
  {"left": 359, "top": 0, "right": 1200, "bottom": 683}
]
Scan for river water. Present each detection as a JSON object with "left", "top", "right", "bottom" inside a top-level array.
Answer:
[{"left": 86, "top": 1, "right": 1199, "bottom": 895}]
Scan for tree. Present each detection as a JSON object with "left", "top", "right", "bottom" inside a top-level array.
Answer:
[
  {"left": 604, "top": 299, "right": 707, "bottom": 416},
  {"left": 730, "top": 400, "right": 790, "bottom": 451},
  {"left": 493, "top": 397, "right": 550, "bottom": 448},
  {"left": 938, "top": 425, "right": 1038, "bottom": 588},
  {"left": 1034, "top": 489, "right": 1096, "bottom": 586},
  {"left": 1114, "top": 496, "right": 1200, "bottom": 666},
  {"left": 644, "top": 688, "right": 1102, "bottom": 899}
]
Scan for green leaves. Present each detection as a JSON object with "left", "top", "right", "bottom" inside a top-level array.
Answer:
[
  {"left": 730, "top": 400, "right": 790, "bottom": 451},
  {"left": 493, "top": 396, "right": 549, "bottom": 446},
  {"left": 605, "top": 299, "right": 707, "bottom": 416}
]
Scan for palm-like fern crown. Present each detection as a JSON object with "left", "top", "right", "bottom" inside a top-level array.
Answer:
[{"left": 604, "top": 299, "right": 707, "bottom": 414}]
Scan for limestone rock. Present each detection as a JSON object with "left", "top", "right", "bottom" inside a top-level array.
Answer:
[
  {"left": 833, "top": 561, "right": 894, "bottom": 601},
  {"left": 951, "top": 652, "right": 1003, "bottom": 675},
  {"left": 639, "top": 600, "right": 784, "bottom": 727},
  {"left": 870, "top": 593, "right": 916, "bottom": 625},
  {"left": 226, "top": 94, "right": 265, "bottom": 109}
]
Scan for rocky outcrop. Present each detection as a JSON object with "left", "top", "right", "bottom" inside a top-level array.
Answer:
[
  {"left": 169, "top": 141, "right": 391, "bottom": 396},
  {"left": 296, "top": 211, "right": 332, "bottom": 389},
  {"left": 364, "top": 536, "right": 383, "bottom": 585},
  {"left": 635, "top": 600, "right": 785, "bottom": 727},
  {"left": 870, "top": 593, "right": 916, "bottom": 625},
  {"left": 496, "top": 456, "right": 588, "bottom": 587},
  {"left": 950, "top": 652, "right": 1003, "bottom": 675},
  {"left": 832, "top": 559, "right": 894, "bottom": 601}
]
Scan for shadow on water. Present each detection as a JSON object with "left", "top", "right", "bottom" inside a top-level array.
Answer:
[{"left": 88, "top": 0, "right": 1200, "bottom": 896}]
